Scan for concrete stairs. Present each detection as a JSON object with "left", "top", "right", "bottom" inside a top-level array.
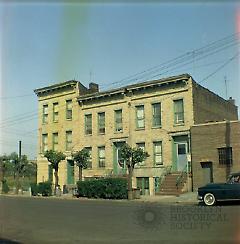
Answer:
[{"left": 156, "top": 172, "right": 187, "bottom": 196}]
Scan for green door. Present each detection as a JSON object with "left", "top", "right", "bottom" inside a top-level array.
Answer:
[
  {"left": 67, "top": 160, "right": 74, "bottom": 184},
  {"left": 137, "top": 177, "right": 149, "bottom": 195},
  {"left": 113, "top": 142, "right": 126, "bottom": 175}
]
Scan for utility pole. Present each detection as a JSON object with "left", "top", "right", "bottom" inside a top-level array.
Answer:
[{"left": 15, "top": 140, "right": 22, "bottom": 194}]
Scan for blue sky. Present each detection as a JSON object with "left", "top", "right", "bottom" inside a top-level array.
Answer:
[{"left": 0, "top": 1, "right": 240, "bottom": 159}]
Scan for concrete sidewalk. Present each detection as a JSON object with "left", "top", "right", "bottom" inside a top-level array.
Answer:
[{"left": 134, "top": 191, "right": 198, "bottom": 204}]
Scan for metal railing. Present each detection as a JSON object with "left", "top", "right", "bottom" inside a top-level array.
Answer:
[
  {"left": 155, "top": 165, "right": 173, "bottom": 192},
  {"left": 176, "top": 164, "right": 188, "bottom": 189}
]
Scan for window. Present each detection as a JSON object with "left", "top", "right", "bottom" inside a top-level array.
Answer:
[
  {"left": 152, "top": 103, "right": 161, "bottom": 127},
  {"left": 85, "top": 147, "right": 92, "bottom": 168},
  {"left": 136, "top": 105, "right": 145, "bottom": 129},
  {"left": 153, "top": 141, "right": 163, "bottom": 165},
  {"left": 53, "top": 103, "right": 59, "bottom": 122},
  {"left": 42, "top": 105, "right": 48, "bottom": 124},
  {"left": 98, "top": 147, "right": 105, "bottom": 168},
  {"left": 66, "top": 131, "right": 72, "bottom": 151},
  {"left": 52, "top": 133, "right": 58, "bottom": 151},
  {"left": 98, "top": 112, "right": 105, "bottom": 134},
  {"left": 218, "top": 147, "right": 232, "bottom": 165},
  {"left": 66, "top": 100, "right": 72, "bottom": 120},
  {"left": 42, "top": 134, "right": 48, "bottom": 153},
  {"left": 85, "top": 114, "right": 92, "bottom": 135},
  {"left": 174, "top": 99, "right": 184, "bottom": 124},
  {"left": 136, "top": 142, "right": 145, "bottom": 165},
  {"left": 115, "top": 109, "right": 123, "bottom": 132}
]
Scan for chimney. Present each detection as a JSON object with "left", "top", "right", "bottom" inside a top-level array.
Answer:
[
  {"left": 89, "top": 82, "right": 99, "bottom": 93},
  {"left": 228, "top": 97, "right": 235, "bottom": 105}
]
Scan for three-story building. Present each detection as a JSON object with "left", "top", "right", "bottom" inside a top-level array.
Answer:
[{"left": 34, "top": 74, "right": 238, "bottom": 195}]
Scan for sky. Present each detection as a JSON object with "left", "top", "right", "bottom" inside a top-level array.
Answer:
[{"left": 0, "top": 1, "right": 240, "bottom": 159}]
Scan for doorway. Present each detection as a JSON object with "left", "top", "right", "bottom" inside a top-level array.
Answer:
[{"left": 200, "top": 162, "right": 213, "bottom": 185}]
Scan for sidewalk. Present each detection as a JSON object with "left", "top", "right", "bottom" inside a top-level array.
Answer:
[
  {"left": 1, "top": 191, "right": 199, "bottom": 204},
  {"left": 134, "top": 191, "right": 198, "bottom": 204}
]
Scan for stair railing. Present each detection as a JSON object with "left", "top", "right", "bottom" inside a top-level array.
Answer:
[
  {"left": 158, "top": 165, "right": 172, "bottom": 190},
  {"left": 176, "top": 164, "right": 188, "bottom": 189}
]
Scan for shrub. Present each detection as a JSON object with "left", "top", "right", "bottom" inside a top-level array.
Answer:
[
  {"left": 30, "top": 183, "right": 38, "bottom": 196},
  {"left": 2, "top": 179, "right": 9, "bottom": 194},
  {"left": 38, "top": 181, "right": 52, "bottom": 196},
  {"left": 77, "top": 178, "right": 128, "bottom": 199}
]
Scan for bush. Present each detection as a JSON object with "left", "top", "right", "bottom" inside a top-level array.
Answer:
[
  {"left": 30, "top": 182, "right": 38, "bottom": 196},
  {"left": 38, "top": 181, "right": 52, "bottom": 196},
  {"left": 2, "top": 179, "right": 9, "bottom": 194},
  {"left": 77, "top": 178, "right": 128, "bottom": 199}
]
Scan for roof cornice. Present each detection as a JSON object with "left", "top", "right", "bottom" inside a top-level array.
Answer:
[
  {"left": 78, "top": 73, "right": 190, "bottom": 103},
  {"left": 34, "top": 80, "right": 78, "bottom": 96}
]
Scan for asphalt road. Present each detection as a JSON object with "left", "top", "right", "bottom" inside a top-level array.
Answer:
[{"left": 0, "top": 196, "right": 240, "bottom": 244}]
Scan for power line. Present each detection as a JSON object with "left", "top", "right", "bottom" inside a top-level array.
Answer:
[{"left": 199, "top": 52, "right": 239, "bottom": 84}]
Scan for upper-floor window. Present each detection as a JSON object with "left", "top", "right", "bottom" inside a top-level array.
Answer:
[
  {"left": 218, "top": 147, "right": 232, "bottom": 165},
  {"left": 85, "top": 114, "right": 92, "bottom": 135},
  {"left": 98, "top": 146, "right": 105, "bottom": 168},
  {"left": 152, "top": 103, "right": 161, "bottom": 127},
  {"left": 136, "top": 105, "right": 145, "bottom": 129},
  {"left": 42, "top": 105, "right": 48, "bottom": 124},
  {"left": 136, "top": 142, "right": 146, "bottom": 166},
  {"left": 66, "top": 131, "right": 72, "bottom": 151},
  {"left": 66, "top": 100, "right": 73, "bottom": 120},
  {"left": 52, "top": 133, "right": 58, "bottom": 151},
  {"left": 85, "top": 147, "right": 92, "bottom": 168},
  {"left": 42, "top": 134, "right": 48, "bottom": 153},
  {"left": 98, "top": 112, "right": 105, "bottom": 134},
  {"left": 153, "top": 141, "right": 163, "bottom": 165},
  {"left": 53, "top": 103, "right": 59, "bottom": 122},
  {"left": 115, "top": 109, "right": 123, "bottom": 132},
  {"left": 174, "top": 99, "right": 184, "bottom": 124}
]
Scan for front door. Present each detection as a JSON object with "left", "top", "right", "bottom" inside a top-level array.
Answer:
[
  {"left": 137, "top": 177, "right": 149, "bottom": 195},
  {"left": 201, "top": 162, "right": 213, "bottom": 185},
  {"left": 113, "top": 142, "right": 126, "bottom": 175},
  {"left": 176, "top": 142, "right": 188, "bottom": 172},
  {"left": 67, "top": 160, "right": 75, "bottom": 184}
]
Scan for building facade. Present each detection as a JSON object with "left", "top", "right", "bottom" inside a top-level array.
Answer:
[
  {"left": 191, "top": 120, "right": 240, "bottom": 190},
  {"left": 34, "top": 74, "right": 238, "bottom": 195}
]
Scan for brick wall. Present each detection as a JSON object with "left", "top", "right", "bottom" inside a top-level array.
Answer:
[{"left": 191, "top": 121, "right": 240, "bottom": 190}]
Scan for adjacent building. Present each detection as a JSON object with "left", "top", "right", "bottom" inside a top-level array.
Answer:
[
  {"left": 34, "top": 74, "right": 238, "bottom": 195},
  {"left": 191, "top": 120, "right": 240, "bottom": 190}
]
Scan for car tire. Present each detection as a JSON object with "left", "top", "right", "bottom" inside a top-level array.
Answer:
[{"left": 203, "top": 193, "right": 216, "bottom": 206}]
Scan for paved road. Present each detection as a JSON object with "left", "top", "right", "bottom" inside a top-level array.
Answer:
[{"left": 0, "top": 196, "right": 240, "bottom": 244}]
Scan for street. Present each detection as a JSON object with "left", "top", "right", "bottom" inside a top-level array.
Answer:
[{"left": 0, "top": 196, "right": 240, "bottom": 244}]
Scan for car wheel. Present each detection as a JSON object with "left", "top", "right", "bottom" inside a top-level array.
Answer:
[{"left": 203, "top": 193, "right": 216, "bottom": 206}]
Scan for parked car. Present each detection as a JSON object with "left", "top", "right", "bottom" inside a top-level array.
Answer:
[{"left": 198, "top": 172, "right": 240, "bottom": 206}]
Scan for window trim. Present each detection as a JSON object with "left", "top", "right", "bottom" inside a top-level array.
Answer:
[
  {"left": 66, "top": 99, "right": 73, "bottom": 120},
  {"left": 173, "top": 98, "right": 184, "bottom": 125},
  {"left": 153, "top": 141, "right": 163, "bottom": 166},
  {"left": 65, "top": 130, "right": 73, "bottom": 151},
  {"left": 114, "top": 109, "right": 123, "bottom": 132},
  {"left": 42, "top": 104, "right": 48, "bottom": 124},
  {"left": 53, "top": 102, "right": 59, "bottom": 123},
  {"left": 85, "top": 113, "right": 93, "bottom": 135},
  {"left": 52, "top": 132, "right": 58, "bottom": 151},
  {"left": 135, "top": 105, "right": 145, "bottom": 129},
  {"left": 152, "top": 102, "right": 161, "bottom": 128},
  {"left": 218, "top": 147, "right": 233, "bottom": 165},
  {"left": 98, "top": 112, "right": 105, "bottom": 134},
  {"left": 98, "top": 146, "right": 106, "bottom": 168}
]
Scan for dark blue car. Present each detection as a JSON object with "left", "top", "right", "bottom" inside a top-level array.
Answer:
[{"left": 198, "top": 172, "right": 240, "bottom": 206}]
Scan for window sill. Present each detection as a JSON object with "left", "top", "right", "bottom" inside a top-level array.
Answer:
[
  {"left": 66, "top": 118, "right": 72, "bottom": 121},
  {"left": 173, "top": 123, "right": 185, "bottom": 127},
  {"left": 135, "top": 127, "right": 145, "bottom": 131},
  {"left": 152, "top": 126, "right": 162, "bottom": 129},
  {"left": 153, "top": 164, "right": 164, "bottom": 168},
  {"left": 98, "top": 132, "right": 105, "bottom": 135},
  {"left": 114, "top": 130, "right": 123, "bottom": 134},
  {"left": 85, "top": 134, "right": 92, "bottom": 136},
  {"left": 53, "top": 121, "right": 58, "bottom": 123}
]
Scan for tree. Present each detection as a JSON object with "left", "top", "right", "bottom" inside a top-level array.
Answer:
[
  {"left": 72, "top": 149, "right": 90, "bottom": 181},
  {"left": 119, "top": 144, "right": 149, "bottom": 200},
  {"left": 44, "top": 150, "right": 66, "bottom": 194}
]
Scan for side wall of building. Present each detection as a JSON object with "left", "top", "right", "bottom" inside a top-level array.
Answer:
[
  {"left": 192, "top": 81, "right": 238, "bottom": 124},
  {"left": 191, "top": 121, "right": 240, "bottom": 190}
]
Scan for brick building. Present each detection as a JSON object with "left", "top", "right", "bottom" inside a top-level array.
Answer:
[
  {"left": 34, "top": 74, "right": 238, "bottom": 195},
  {"left": 191, "top": 120, "right": 240, "bottom": 190}
]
